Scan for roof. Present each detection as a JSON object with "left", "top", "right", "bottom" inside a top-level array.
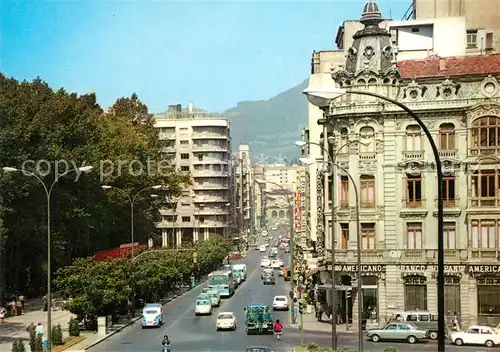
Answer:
[
  {"left": 218, "top": 311, "right": 234, "bottom": 315},
  {"left": 397, "top": 54, "right": 500, "bottom": 79}
]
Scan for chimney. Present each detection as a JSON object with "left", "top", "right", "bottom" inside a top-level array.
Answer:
[{"left": 439, "top": 58, "right": 447, "bottom": 71}]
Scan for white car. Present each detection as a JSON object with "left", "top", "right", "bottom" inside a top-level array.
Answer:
[
  {"left": 259, "top": 245, "right": 266, "bottom": 252},
  {"left": 272, "top": 296, "right": 289, "bottom": 311},
  {"left": 451, "top": 325, "right": 500, "bottom": 347},
  {"left": 271, "top": 260, "right": 281, "bottom": 269},
  {"left": 261, "top": 231, "right": 268, "bottom": 237},
  {"left": 195, "top": 298, "right": 212, "bottom": 315},
  {"left": 216, "top": 312, "right": 237, "bottom": 331},
  {"left": 261, "top": 258, "right": 271, "bottom": 267},
  {"left": 270, "top": 247, "right": 278, "bottom": 255}
]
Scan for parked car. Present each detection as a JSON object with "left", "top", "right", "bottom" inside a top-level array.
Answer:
[
  {"left": 451, "top": 325, "right": 500, "bottom": 347},
  {"left": 366, "top": 322, "right": 428, "bottom": 344}
]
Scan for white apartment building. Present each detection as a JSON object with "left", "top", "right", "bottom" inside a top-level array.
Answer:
[
  {"left": 233, "top": 145, "right": 254, "bottom": 237},
  {"left": 261, "top": 164, "right": 299, "bottom": 221},
  {"left": 154, "top": 104, "right": 232, "bottom": 247},
  {"left": 304, "top": 0, "right": 500, "bottom": 328}
]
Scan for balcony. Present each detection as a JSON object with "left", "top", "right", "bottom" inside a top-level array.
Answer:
[
  {"left": 470, "top": 146, "right": 500, "bottom": 156},
  {"left": 195, "top": 207, "right": 229, "bottom": 215},
  {"left": 193, "top": 195, "right": 228, "bottom": 203},
  {"left": 192, "top": 158, "right": 228, "bottom": 165},
  {"left": 404, "top": 250, "right": 424, "bottom": 259},
  {"left": 402, "top": 199, "right": 426, "bottom": 208},
  {"left": 197, "top": 220, "right": 228, "bottom": 227},
  {"left": 159, "top": 132, "right": 176, "bottom": 140},
  {"left": 339, "top": 201, "right": 349, "bottom": 210},
  {"left": 192, "top": 145, "right": 228, "bottom": 152},
  {"left": 469, "top": 249, "right": 499, "bottom": 260},
  {"left": 192, "top": 132, "right": 227, "bottom": 139},
  {"left": 435, "top": 197, "right": 459, "bottom": 207},
  {"left": 402, "top": 150, "right": 425, "bottom": 160},
  {"left": 469, "top": 197, "right": 500, "bottom": 208},
  {"left": 162, "top": 146, "right": 176, "bottom": 153},
  {"left": 438, "top": 149, "right": 458, "bottom": 158},
  {"left": 192, "top": 183, "right": 229, "bottom": 190},
  {"left": 360, "top": 201, "right": 376, "bottom": 208},
  {"left": 192, "top": 170, "right": 229, "bottom": 177}
]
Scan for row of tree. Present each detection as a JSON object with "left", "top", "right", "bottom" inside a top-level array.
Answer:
[
  {"left": 54, "top": 236, "right": 230, "bottom": 317},
  {"left": 0, "top": 74, "right": 191, "bottom": 298}
]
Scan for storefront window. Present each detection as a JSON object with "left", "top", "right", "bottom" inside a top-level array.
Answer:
[
  {"left": 477, "top": 276, "right": 500, "bottom": 325},
  {"left": 444, "top": 276, "right": 461, "bottom": 315},
  {"left": 404, "top": 276, "right": 427, "bottom": 311},
  {"left": 362, "top": 276, "right": 378, "bottom": 321}
]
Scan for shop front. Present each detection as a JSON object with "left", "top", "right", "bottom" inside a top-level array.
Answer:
[{"left": 468, "top": 264, "right": 500, "bottom": 326}]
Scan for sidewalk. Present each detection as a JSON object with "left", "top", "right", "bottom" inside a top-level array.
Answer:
[
  {"left": 289, "top": 312, "right": 358, "bottom": 333},
  {"left": 0, "top": 299, "right": 72, "bottom": 352}
]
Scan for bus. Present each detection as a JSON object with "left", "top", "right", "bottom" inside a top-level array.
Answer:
[{"left": 208, "top": 270, "right": 235, "bottom": 298}]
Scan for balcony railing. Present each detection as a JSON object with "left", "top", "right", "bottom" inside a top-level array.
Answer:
[
  {"left": 193, "top": 196, "right": 228, "bottom": 202},
  {"left": 197, "top": 220, "right": 228, "bottom": 227},
  {"left": 435, "top": 197, "right": 459, "bottom": 207},
  {"left": 360, "top": 201, "right": 376, "bottom": 208},
  {"left": 470, "top": 146, "right": 500, "bottom": 156},
  {"left": 359, "top": 152, "right": 376, "bottom": 160},
  {"left": 159, "top": 132, "right": 176, "bottom": 140},
  {"left": 402, "top": 150, "right": 425, "bottom": 160},
  {"left": 162, "top": 146, "right": 176, "bottom": 153},
  {"left": 195, "top": 207, "right": 229, "bottom": 215},
  {"left": 402, "top": 199, "right": 426, "bottom": 208},
  {"left": 192, "top": 170, "right": 229, "bottom": 177},
  {"left": 339, "top": 201, "right": 349, "bottom": 209},
  {"left": 192, "top": 158, "right": 228, "bottom": 165},
  {"left": 191, "top": 132, "right": 227, "bottom": 139},
  {"left": 404, "top": 250, "right": 424, "bottom": 258},
  {"left": 469, "top": 197, "right": 500, "bottom": 207},
  {"left": 438, "top": 149, "right": 457, "bottom": 158},
  {"left": 192, "top": 145, "right": 228, "bottom": 152},
  {"left": 469, "top": 249, "right": 498, "bottom": 259},
  {"left": 192, "top": 183, "right": 229, "bottom": 190}
]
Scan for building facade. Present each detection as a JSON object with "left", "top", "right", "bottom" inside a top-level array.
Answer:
[
  {"left": 233, "top": 145, "right": 255, "bottom": 239},
  {"left": 305, "top": 0, "right": 500, "bottom": 263},
  {"left": 261, "top": 164, "right": 299, "bottom": 222},
  {"left": 154, "top": 104, "right": 232, "bottom": 247},
  {"left": 307, "top": 1, "right": 500, "bottom": 327}
]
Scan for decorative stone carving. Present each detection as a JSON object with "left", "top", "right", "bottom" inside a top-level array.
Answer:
[
  {"left": 349, "top": 206, "right": 358, "bottom": 220},
  {"left": 363, "top": 45, "right": 375, "bottom": 60},
  {"left": 480, "top": 75, "right": 499, "bottom": 98},
  {"left": 357, "top": 116, "right": 381, "bottom": 128},
  {"left": 347, "top": 47, "right": 357, "bottom": 61},
  {"left": 437, "top": 79, "right": 460, "bottom": 99},
  {"left": 358, "top": 160, "right": 377, "bottom": 173},
  {"left": 316, "top": 173, "right": 325, "bottom": 255},
  {"left": 377, "top": 206, "right": 385, "bottom": 220},
  {"left": 376, "top": 138, "right": 384, "bottom": 154},
  {"left": 403, "top": 80, "right": 426, "bottom": 101},
  {"left": 465, "top": 103, "right": 500, "bottom": 125}
]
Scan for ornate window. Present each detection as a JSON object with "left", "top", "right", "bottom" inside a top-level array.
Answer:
[
  {"left": 471, "top": 219, "right": 498, "bottom": 249},
  {"left": 339, "top": 176, "right": 349, "bottom": 209},
  {"left": 359, "top": 126, "right": 375, "bottom": 153},
  {"left": 406, "top": 125, "right": 422, "bottom": 151},
  {"left": 470, "top": 169, "right": 500, "bottom": 207},
  {"left": 339, "top": 128, "right": 349, "bottom": 153},
  {"left": 439, "top": 123, "right": 456, "bottom": 150},
  {"left": 340, "top": 223, "right": 349, "bottom": 249},
  {"left": 404, "top": 276, "right": 427, "bottom": 311},
  {"left": 442, "top": 176, "right": 456, "bottom": 207},
  {"left": 443, "top": 222, "right": 457, "bottom": 249},
  {"left": 405, "top": 173, "right": 423, "bottom": 208},
  {"left": 406, "top": 222, "right": 423, "bottom": 249},
  {"left": 360, "top": 175, "right": 376, "bottom": 208},
  {"left": 470, "top": 116, "right": 500, "bottom": 155},
  {"left": 361, "top": 223, "right": 376, "bottom": 249}
]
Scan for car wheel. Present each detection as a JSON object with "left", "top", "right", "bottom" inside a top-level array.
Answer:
[
  {"left": 454, "top": 338, "right": 463, "bottom": 346},
  {"left": 216, "top": 327, "right": 220, "bottom": 331},
  {"left": 273, "top": 308, "right": 276, "bottom": 311},
  {"left": 371, "top": 334, "right": 380, "bottom": 342},
  {"left": 407, "top": 335, "right": 417, "bottom": 344},
  {"left": 429, "top": 331, "right": 438, "bottom": 340},
  {"left": 485, "top": 340, "right": 495, "bottom": 348},
  {"left": 233, "top": 325, "right": 237, "bottom": 331}
]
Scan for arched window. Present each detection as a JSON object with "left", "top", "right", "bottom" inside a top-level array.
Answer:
[
  {"left": 271, "top": 210, "right": 278, "bottom": 218},
  {"left": 406, "top": 125, "right": 422, "bottom": 151},
  {"left": 471, "top": 116, "right": 500, "bottom": 155},
  {"left": 340, "top": 128, "right": 349, "bottom": 150},
  {"left": 404, "top": 275, "right": 427, "bottom": 311},
  {"left": 359, "top": 126, "right": 375, "bottom": 153},
  {"left": 278, "top": 210, "right": 285, "bottom": 218},
  {"left": 439, "top": 123, "right": 455, "bottom": 150}
]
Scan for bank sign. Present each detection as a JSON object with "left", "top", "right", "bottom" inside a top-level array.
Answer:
[{"left": 333, "top": 264, "right": 386, "bottom": 273}]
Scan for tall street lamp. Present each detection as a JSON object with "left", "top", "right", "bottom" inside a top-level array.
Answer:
[
  {"left": 295, "top": 138, "right": 369, "bottom": 350},
  {"left": 303, "top": 85, "right": 445, "bottom": 351},
  {"left": 3, "top": 165, "right": 94, "bottom": 352},
  {"left": 101, "top": 184, "right": 163, "bottom": 258},
  {"left": 299, "top": 157, "right": 363, "bottom": 352},
  {"left": 256, "top": 178, "right": 296, "bottom": 324}
]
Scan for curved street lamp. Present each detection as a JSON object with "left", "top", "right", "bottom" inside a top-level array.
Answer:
[
  {"left": 303, "top": 85, "right": 445, "bottom": 351},
  {"left": 256, "top": 178, "right": 296, "bottom": 324},
  {"left": 3, "top": 165, "right": 94, "bottom": 352},
  {"left": 294, "top": 138, "right": 369, "bottom": 350}
]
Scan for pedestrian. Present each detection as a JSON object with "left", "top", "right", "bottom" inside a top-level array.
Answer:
[
  {"left": 35, "top": 322, "right": 44, "bottom": 339},
  {"left": 10, "top": 299, "right": 17, "bottom": 316},
  {"left": 18, "top": 294, "right": 25, "bottom": 311},
  {"left": 42, "top": 295, "right": 48, "bottom": 312},
  {"left": 0, "top": 307, "right": 6, "bottom": 323},
  {"left": 16, "top": 299, "right": 22, "bottom": 315},
  {"left": 26, "top": 322, "right": 36, "bottom": 335}
]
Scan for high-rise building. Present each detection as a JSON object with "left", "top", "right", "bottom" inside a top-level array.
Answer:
[
  {"left": 233, "top": 145, "right": 254, "bottom": 239},
  {"left": 154, "top": 104, "right": 232, "bottom": 247}
]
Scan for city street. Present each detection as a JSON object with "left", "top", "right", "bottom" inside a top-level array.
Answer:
[{"left": 88, "top": 227, "right": 482, "bottom": 352}]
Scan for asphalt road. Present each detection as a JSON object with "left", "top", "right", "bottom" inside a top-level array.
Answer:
[{"left": 89, "top": 225, "right": 486, "bottom": 351}]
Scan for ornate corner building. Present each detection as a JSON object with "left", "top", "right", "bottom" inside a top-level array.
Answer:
[{"left": 305, "top": 0, "right": 500, "bottom": 327}]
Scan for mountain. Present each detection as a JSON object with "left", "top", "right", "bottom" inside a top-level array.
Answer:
[{"left": 224, "top": 79, "right": 309, "bottom": 164}]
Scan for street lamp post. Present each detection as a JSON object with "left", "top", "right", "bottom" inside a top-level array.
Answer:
[
  {"left": 3, "top": 165, "right": 94, "bottom": 352},
  {"left": 299, "top": 157, "right": 363, "bottom": 352},
  {"left": 256, "top": 179, "right": 296, "bottom": 324},
  {"left": 303, "top": 85, "right": 445, "bottom": 351},
  {"left": 295, "top": 138, "right": 369, "bottom": 350}
]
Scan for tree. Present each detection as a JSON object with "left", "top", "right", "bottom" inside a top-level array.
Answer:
[{"left": 0, "top": 74, "right": 189, "bottom": 296}]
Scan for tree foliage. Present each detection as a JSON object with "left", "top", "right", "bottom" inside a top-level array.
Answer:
[
  {"left": 0, "top": 74, "right": 190, "bottom": 296},
  {"left": 54, "top": 236, "right": 230, "bottom": 318}
]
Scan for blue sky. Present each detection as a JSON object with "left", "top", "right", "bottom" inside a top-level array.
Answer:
[{"left": 1, "top": 0, "right": 409, "bottom": 113}]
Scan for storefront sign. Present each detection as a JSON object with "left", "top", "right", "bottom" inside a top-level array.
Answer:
[
  {"left": 398, "top": 265, "right": 427, "bottom": 272},
  {"left": 405, "top": 276, "right": 426, "bottom": 285},
  {"left": 430, "top": 265, "right": 465, "bottom": 273},
  {"left": 294, "top": 168, "right": 305, "bottom": 234},
  {"left": 467, "top": 265, "right": 500, "bottom": 274},
  {"left": 334, "top": 264, "right": 386, "bottom": 273}
]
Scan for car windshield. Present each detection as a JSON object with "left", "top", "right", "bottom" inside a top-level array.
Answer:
[
  {"left": 197, "top": 300, "right": 210, "bottom": 305},
  {"left": 275, "top": 297, "right": 285, "bottom": 301},
  {"left": 218, "top": 314, "right": 234, "bottom": 319},
  {"left": 144, "top": 310, "right": 159, "bottom": 314}
]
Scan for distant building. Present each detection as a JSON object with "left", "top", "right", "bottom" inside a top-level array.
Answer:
[
  {"left": 154, "top": 104, "right": 233, "bottom": 247},
  {"left": 233, "top": 145, "right": 255, "bottom": 239}
]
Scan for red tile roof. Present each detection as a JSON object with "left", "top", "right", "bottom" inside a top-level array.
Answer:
[{"left": 397, "top": 54, "right": 500, "bottom": 79}]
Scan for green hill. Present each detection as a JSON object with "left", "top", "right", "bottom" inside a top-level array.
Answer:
[{"left": 224, "top": 79, "right": 308, "bottom": 163}]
